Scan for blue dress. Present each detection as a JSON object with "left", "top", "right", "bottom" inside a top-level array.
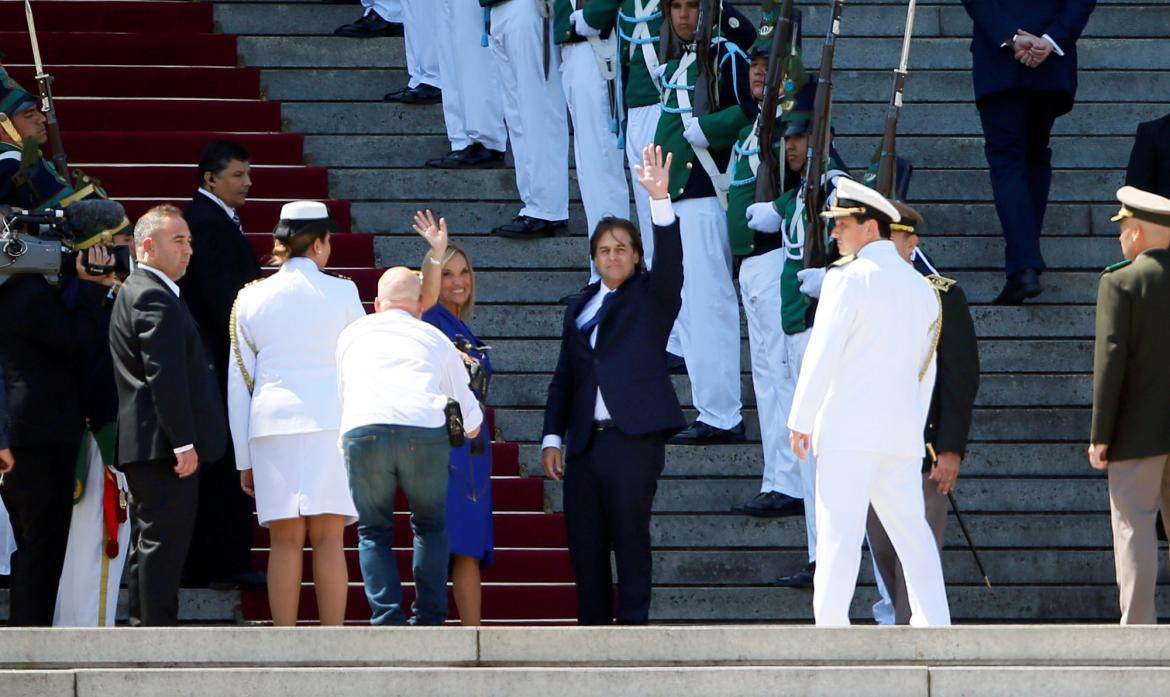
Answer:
[{"left": 422, "top": 304, "right": 495, "bottom": 567}]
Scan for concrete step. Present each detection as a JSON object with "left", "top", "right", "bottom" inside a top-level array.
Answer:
[{"left": 490, "top": 338, "right": 1092, "bottom": 375}]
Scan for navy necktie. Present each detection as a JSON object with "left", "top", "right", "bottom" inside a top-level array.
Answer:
[{"left": 578, "top": 291, "right": 615, "bottom": 336}]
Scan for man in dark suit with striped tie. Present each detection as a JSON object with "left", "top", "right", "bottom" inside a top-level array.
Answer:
[
  {"left": 540, "top": 145, "right": 685, "bottom": 625},
  {"left": 179, "top": 140, "right": 264, "bottom": 589}
]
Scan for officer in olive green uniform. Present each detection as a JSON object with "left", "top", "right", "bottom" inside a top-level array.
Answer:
[
  {"left": 865, "top": 201, "right": 980, "bottom": 625},
  {"left": 1090, "top": 185, "right": 1170, "bottom": 625},
  {"left": 655, "top": 0, "right": 756, "bottom": 444}
]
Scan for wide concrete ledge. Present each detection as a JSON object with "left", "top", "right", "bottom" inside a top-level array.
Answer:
[
  {"left": 476, "top": 625, "right": 1170, "bottom": 667},
  {"left": 929, "top": 667, "right": 1170, "bottom": 697},
  {"left": 0, "top": 627, "right": 477, "bottom": 669}
]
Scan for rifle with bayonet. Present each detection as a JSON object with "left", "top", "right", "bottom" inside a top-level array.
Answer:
[
  {"left": 690, "top": 0, "right": 719, "bottom": 117},
  {"left": 24, "top": 0, "right": 68, "bottom": 180},
  {"left": 871, "top": 0, "right": 917, "bottom": 198},
  {"left": 801, "top": 0, "right": 845, "bottom": 271},
  {"left": 754, "top": 0, "right": 798, "bottom": 203}
]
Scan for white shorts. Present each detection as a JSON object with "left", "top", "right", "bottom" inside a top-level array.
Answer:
[{"left": 249, "top": 430, "right": 358, "bottom": 527}]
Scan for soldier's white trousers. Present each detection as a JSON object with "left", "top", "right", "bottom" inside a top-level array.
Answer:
[
  {"left": 625, "top": 104, "right": 660, "bottom": 267},
  {"left": 53, "top": 433, "right": 130, "bottom": 627},
  {"left": 813, "top": 450, "right": 950, "bottom": 627},
  {"left": 437, "top": 0, "right": 507, "bottom": 152},
  {"left": 489, "top": 0, "right": 570, "bottom": 221},
  {"left": 561, "top": 41, "right": 630, "bottom": 282},
  {"left": 673, "top": 196, "right": 742, "bottom": 430},
  {"left": 362, "top": 0, "right": 401, "bottom": 24},
  {"left": 400, "top": 0, "right": 441, "bottom": 89}
]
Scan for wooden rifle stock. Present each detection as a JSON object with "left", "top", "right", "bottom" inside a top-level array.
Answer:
[
  {"left": 801, "top": 0, "right": 845, "bottom": 270},
  {"left": 754, "top": 0, "right": 797, "bottom": 204}
]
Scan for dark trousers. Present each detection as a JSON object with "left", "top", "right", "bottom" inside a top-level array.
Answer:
[
  {"left": 563, "top": 427, "right": 664, "bottom": 625},
  {"left": 184, "top": 448, "right": 255, "bottom": 585},
  {"left": 1, "top": 440, "right": 79, "bottom": 625},
  {"left": 123, "top": 459, "right": 199, "bottom": 626},
  {"left": 977, "top": 89, "right": 1066, "bottom": 278}
]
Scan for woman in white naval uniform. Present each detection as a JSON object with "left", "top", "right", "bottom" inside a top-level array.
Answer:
[{"left": 227, "top": 201, "right": 366, "bottom": 626}]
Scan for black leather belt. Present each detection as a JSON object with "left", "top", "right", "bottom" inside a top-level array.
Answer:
[{"left": 593, "top": 419, "right": 617, "bottom": 431}]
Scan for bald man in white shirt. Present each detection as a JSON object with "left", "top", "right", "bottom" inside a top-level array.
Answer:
[{"left": 336, "top": 267, "right": 483, "bottom": 626}]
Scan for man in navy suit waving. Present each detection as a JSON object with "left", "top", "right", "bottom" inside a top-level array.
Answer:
[
  {"left": 962, "top": 0, "right": 1096, "bottom": 304},
  {"left": 541, "top": 145, "right": 686, "bottom": 625}
]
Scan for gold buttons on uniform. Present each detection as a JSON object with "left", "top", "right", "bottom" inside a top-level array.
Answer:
[{"left": 686, "top": 162, "right": 693, "bottom": 169}]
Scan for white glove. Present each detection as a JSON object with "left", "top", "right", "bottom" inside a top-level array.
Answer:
[
  {"left": 682, "top": 119, "right": 709, "bottom": 148},
  {"left": 797, "top": 267, "right": 827, "bottom": 298},
  {"left": 570, "top": 10, "right": 602, "bottom": 37},
  {"left": 745, "top": 202, "right": 782, "bottom": 233}
]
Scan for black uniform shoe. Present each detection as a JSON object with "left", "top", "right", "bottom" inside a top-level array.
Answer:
[
  {"left": 669, "top": 420, "right": 746, "bottom": 445},
  {"left": 209, "top": 568, "right": 268, "bottom": 591},
  {"left": 991, "top": 268, "right": 1042, "bottom": 305},
  {"left": 731, "top": 491, "right": 804, "bottom": 517},
  {"left": 774, "top": 562, "right": 815, "bottom": 589},
  {"left": 491, "top": 215, "right": 567, "bottom": 239},
  {"left": 400, "top": 83, "right": 442, "bottom": 104},
  {"left": 428, "top": 142, "right": 505, "bottom": 169},
  {"left": 383, "top": 86, "right": 410, "bottom": 102},
  {"left": 334, "top": 12, "right": 402, "bottom": 37},
  {"left": 665, "top": 351, "right": 687, "bottom": 374}
]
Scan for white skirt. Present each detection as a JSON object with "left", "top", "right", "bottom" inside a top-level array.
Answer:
[{"left": 250, "top": 430, "right": 358, "bottom": 527}]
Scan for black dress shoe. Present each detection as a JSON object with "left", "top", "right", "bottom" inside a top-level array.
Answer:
[
  {"left": 491, "top": 215, "right": 567, "bottom": 239},
  {"left": 774, "top": 562, "right": 815, "bottom": 589},
  {"left": 991, "top": 268, "right": 1042, "bottom": 305},
  {"left": 209, "top": 568, "right": 268, "bottom": 591},
  {"left": 733, "top": 491, "right": 804, "bottom": 518},
  {"left": 428, "top": 142, "right": 505, "bottom": 169},
  {"left": 383, "top": 86, "right": 410, "bottom": 102},
  {"left": 334, "top": 12, "right": 402, "bottom": 37},
  {"left": 426, "top": 147, "right": 463, "bottom": 168},
  {"left": 400, "top": 83, "right": 442, "bottom": 105},
  {"left": 665, "top": 352, "right": 687, "bottom": 375},
  {"left": 669, "top": 420, "right": 746, "bottom": 445}
]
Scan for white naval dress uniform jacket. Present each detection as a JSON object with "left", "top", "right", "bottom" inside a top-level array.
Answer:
[
  {"left": 787, "top": 239, "right": 950, "bottom": 627},
  {"left": 227, "top": 257, "right": 366, "bottom": 523}
]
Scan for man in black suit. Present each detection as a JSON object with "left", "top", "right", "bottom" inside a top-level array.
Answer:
[
  {"left": 179, "top": 140, "right": 264, "bottom": 589},
  {"left": 541, "top": 146, "right": 685, "bottom": 625},
  {"left": 1126, "top": 114, "right": 1170, "bottom": 200},
  {"left": 961, "top": 0, "right": 1096, "bottom": 305},
  {"left": 0, "top": 264, "right": 108, "bottom": 625},
  {"left": 110, "top": 205, "right": 226, "bottom": 625}
]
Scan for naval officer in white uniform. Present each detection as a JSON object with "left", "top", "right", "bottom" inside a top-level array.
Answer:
[
  {"left": 787, "top": 179, "right": 951, "bottom": 627},
  {"left": 226, "top": 201, "right": 367, "bottom": 627}
]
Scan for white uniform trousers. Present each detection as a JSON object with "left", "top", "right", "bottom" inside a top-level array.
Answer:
[
  {"left": 625, "top": 104, "right": 659, "bottom": 266},
  {"left": 437, "top": 0, "right": 507, "bottom": 152},
  {"left": 813, "top": 450, "right": 950, "bottom": 627},
  {"left": 673, "top": 196, "right": 742, "bottom": 430},
  {"left": 401, "top": 0, "right": 441, "bottom": 89},
  {"left": 53, "top": 433, "right": 130, "bottom": 627},
  {"left": 489, "top": 0, "right": 569, "bottom": 221},
  {"left": 0, "top": 499, "right": 14, "bottom": 575},
  {"left": 562, "top": 41, "right": 630, "bottom": 282},
  {"left": 362, "top": 0, "right": 402, "bottom": 23},
  {"left": 782, "top": 327, "right": 817, "bottom": 563}
]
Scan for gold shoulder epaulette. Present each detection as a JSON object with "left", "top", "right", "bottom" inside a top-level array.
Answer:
[
  {"left": 326, "top": 271, "right": 352, "bottom": 282},
  {"left": 926, "top": 274, "right": 957, "bottom": 293},
  {"left": 830, "top": 254, "right": 856, "bottom": 268},
  {"left": 1102, "top": 259, "right": 1132, "bottom": 275}
]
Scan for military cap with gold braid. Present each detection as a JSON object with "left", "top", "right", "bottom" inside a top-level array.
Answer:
[
  {"left": 821, "top": 177, "right": 902, "bottom": 225},
  {"left": 1111, "top": 185, "right": 1170, "bottom": 228},
  {"left": 890, "top": 200, "right": 924, "bottom": 234},
  {"left": 0, "top": 67, "right": 38, "bottom": 143}
]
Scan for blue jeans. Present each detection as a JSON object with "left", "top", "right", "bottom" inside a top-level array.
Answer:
[{"left": 342, "top": 424, "right": 450, "bottom": 625}]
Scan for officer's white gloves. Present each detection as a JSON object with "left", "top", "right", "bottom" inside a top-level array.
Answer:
[
  {"left": 745, "top": 201, "right": 782, "bottom": 233},
  {"left": 570, "top": 10, "right": 602, "bottom": 37},
  {"left": 797, "top": 267, "right": 827, "bottom": 298},
  {"left": 683, "top": 119, "right": 710, "bottom": 148}
]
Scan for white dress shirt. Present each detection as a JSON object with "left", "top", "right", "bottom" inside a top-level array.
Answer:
[
  {"left": 137, "top": 263, "right": 192, "bottom": 455},
  {"left": 197, "top": 188, "right": 241, "bottom": 231},
  {"left": 541, "top": 197, "right": 675, "bottom": 451},
  {"left": 335, "top": 308, "right": 484, "bottom": 436}
]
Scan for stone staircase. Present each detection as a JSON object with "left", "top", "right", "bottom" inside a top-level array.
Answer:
[
  {"left": 209, "top": 0, "right": 1170, "bottom": 622},
  {"left": 5, "top": 625, "right": 1170, "bottom": 696}
]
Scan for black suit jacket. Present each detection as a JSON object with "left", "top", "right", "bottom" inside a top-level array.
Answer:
[
  {"left": 543, "top": 220, "right": 687, "bottom": 457},
  {"left": 109, "top": 268, "right": 226, "bottom": 465},
  {"left": 178, "top": 192, "right": 262, "bottom": 395},
  {"left": 961, "top": 0, "right": 1095, "bottom": 109},
  {"left": 923, "top": 280, "right": 981, "bottom": 471},
  {"left": 0, "top": 274, "right": 107, "bottom": 448},
  {"left": 1125, "top": 114, "right": 1170, "bottom": 199}
]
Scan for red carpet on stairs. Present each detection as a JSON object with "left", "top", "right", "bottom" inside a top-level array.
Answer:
[{"left": 2, "top": 0, "right": 574, "bottom": 624}]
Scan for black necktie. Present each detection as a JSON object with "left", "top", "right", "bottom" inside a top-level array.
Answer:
[{"left": 578, "top": 291, "right": 614, "bottom": 336}]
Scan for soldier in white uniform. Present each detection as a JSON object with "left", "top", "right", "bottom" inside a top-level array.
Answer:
[
  {"left": 787, "top": 179, "right": 951, "bottom": 627},
  {"left": 387, "top": 0, "right": 443, "bottom": 104}
]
